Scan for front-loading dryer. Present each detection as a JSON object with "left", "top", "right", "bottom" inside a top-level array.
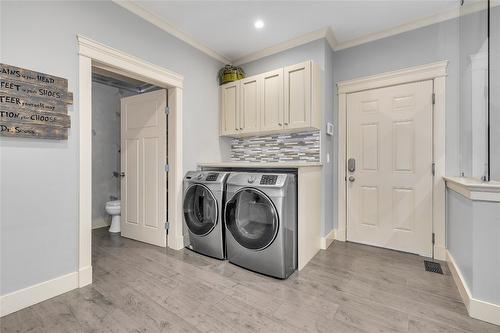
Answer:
[
  {"left": 224, "top": 172, "right": 297, "bottom": 279},
  {"left": 183, "top": 171, "right": 229, "bottom": 259}
]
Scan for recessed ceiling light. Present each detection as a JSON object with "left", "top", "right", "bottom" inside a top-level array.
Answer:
[{"left": 254, "top": 19, "right": 264, "bottom": 29}]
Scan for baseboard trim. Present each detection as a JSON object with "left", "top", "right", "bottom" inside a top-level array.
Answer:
[
  {"left": 92, "top": 217, "right": 110, "bottom": 229},
  {"left": 434, "top": 245, "right": 447, "bottom": 261},
  {"left": 447, "top": 250, "right": 500, "bottom": 326},
  {"left": 0, "top": 271, "right": 78, "bottom": 317},
  {"left": 320, "top": 229, "right": 336, "bottom": 250},
  {"left": 79, "top": 265, "right": 93, "bottom": 287},
  {"left": 168, "top": 234, "right": 185, "bottom": 250}
]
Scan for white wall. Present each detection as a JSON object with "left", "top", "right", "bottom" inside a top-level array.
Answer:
[{"left": 0, "top": 0, "right": 228, "bottom": 295}]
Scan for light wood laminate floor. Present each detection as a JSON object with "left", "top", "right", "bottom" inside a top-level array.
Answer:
[{"left": 2, "top": 228, "right": 499, "bottom": 333}]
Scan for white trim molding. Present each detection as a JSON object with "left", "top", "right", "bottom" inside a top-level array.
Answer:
[
  {"left": 444, "top": 177, "right": 500, "bottom": 202},
  {"left": 112, "top": 0, "right": 230, "bottom": 64},
  {"left": 447, "top": 251, "right": 500, "bottom": 326},
  {"left": 0, "top": 272, "right": 78, "bottom": 317},
  {"left": 336, "top": 61, "right": 448, "bottom": 261},
  {"left": 233, "top": 27, "right": 336, "bottom": 66},
  {"left": 337, "top": 61, "right": 448, "bottom": 94},
  {"left": 77, "top": 35, "right": 184, "bottom": 88},
  {"left": 320, "top": 229, "right": 336, "bottom": 250},
  {"left": 77, "top": 35, "right": 184, "bottom": 292}
]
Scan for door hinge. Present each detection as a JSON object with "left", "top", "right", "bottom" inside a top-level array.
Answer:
[
  {"left": 432, "top": 162, "right": 435, "bottom": 176},
  {"left": 432, "top": 93, "right": 436, "bottom": 105},
  {"left": 165, "top": 106, "right": 170, "bottom": 114},
  {"left": 164, "top": 164, "right": 170, "bottom": 172},
  {"left": 164, "top": 222, "right": 170, "bottom": 231},
  {"left": 432, "top": 233, "right": 435, "bottom": 245}
]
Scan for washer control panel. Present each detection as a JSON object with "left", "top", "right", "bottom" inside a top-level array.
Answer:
[
  {"left": 205, "top": 173, "right": 219, "bottom": 181},
  {"left": 260, "top": 175, "right": 278, "bottom": 185}
]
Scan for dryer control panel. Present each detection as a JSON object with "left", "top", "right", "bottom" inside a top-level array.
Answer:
[
  {"left": 205, "top": 173, "right": 219, "bottom": 181},
  {"left": 260, "top": 175, "right": 278, "bottom": 185}
]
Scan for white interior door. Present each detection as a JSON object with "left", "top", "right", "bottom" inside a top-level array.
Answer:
[
  {"left": 346, "top": 80, "right": 433, "bottom": 257},
  {"left": 121, "top": 89, "right": 167, "bottom": 247}
]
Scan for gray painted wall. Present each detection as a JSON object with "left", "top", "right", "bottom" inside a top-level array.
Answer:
[
  {"left": 91, "top": 82, "right": 122, "bottom": 229},
  {"left": 447, "top": 189, "right": 500, "bottom": 304},
  {"left": 0, "top": 0, "right": 228, "bottom": 295},
  {"left": 240, "top": 39, "right": 335, "bottom": 236},
  {"left": 446, "top": 189, "right": 473, "bottom": 288}
]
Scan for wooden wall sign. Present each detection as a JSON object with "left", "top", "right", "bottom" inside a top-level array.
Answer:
[{"left": 0, "top": 63, "right": 73, "bottom": 140}]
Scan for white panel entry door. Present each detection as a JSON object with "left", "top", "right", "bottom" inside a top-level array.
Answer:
[
  {"left": 346, "top": 80, "right": 433, "bottom": 256},
  {"left": 121, "top": 89, "right": 167, "bottom": 247}
]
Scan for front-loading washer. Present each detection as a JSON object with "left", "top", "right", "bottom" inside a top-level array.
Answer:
[
  {"left": 224, "top": 172, "right": 297, "bottom": 279},
  {"left": 183, "top": 171, "right": 229, "bottom": 259}
]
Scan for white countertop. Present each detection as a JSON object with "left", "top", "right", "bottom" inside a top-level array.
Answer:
[
  {"left": 444, "top": 176, "right": 500, "bottom": 202},
  {"left": 198, "top": 162, "right": 323, "bottom": 169}
]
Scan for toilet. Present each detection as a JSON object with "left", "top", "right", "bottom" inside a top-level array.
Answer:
[{"left": 105, "top": 200, "right": 121, "bottom": 233}]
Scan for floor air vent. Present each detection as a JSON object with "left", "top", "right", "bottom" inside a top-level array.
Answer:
[{"left": 424, "top": 260, "right": 443, "bottom": 274}]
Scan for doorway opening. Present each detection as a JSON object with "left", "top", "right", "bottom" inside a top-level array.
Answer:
[
  {"left": 78, "top": 35, "right": 185, "bottom": 288},
  {"left": 91, "top": 68, "right": 167, "bottom": 247},
  {"left": 336, "top": 61, "right": 447, "bottom": 261}
]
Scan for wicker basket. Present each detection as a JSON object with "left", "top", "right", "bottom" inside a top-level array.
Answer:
[{"left": 218, "top": 65, "right": 245, "bottom": 85}]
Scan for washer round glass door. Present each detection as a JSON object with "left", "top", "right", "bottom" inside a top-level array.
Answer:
[
  {"left": 225, "top": 188, "right": 279, "bottom": 251},
  {"left": 183, "top": 184, "right": 218, "bottom": 236}
]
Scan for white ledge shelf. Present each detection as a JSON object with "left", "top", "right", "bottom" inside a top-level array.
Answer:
[{"left": 444, "top": 176, "right": 500, "bottom": 202}]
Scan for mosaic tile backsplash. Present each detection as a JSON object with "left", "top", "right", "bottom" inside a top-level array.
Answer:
[{"left": 231, "top": 130, "right": 320, "bottom": 162}]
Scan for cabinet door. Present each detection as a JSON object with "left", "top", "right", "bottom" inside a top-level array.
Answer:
[
  {"left": 220, "top": 81, "right": 239, "bottom": 136},
  {"left": 284, "top": 61, "right": 311, "bottom": 129},
  {"left": 240, "top": 76, "right": 260, "bottom": 134},
  {"left": 261, "top": 69, "right": 284, "bottom": 131}
]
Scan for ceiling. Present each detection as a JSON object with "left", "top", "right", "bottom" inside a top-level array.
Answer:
[{"left": 129, "top": 0, "right": 459, "bottom": 63}]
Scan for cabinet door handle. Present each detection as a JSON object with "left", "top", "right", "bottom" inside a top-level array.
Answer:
[
  {"left": 284, "top": 122, "right": 289, "bottom": 125},
  {"left": 278, "top": 122, "right": 282, "bottom": 126}
]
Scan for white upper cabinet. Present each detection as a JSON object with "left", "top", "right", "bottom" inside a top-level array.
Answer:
[
  {"left": 220, "top": 81, "right": 239, "bottom": 136},
  {"left": 220, "top": 60, "right": 320, "bottom": 137},
  {"left": 240, "top": 76, "right": 261, "bottom": 133},
  {"left": 284, "top": 61, "right": 311, "bottom": 130},
  {"left": 261, "top": 68, "right": 284, "bottom": 132}
]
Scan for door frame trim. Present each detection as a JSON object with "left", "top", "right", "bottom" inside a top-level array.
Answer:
[
  {"left": 336, "top": 61, "right": 448, "bottom": 260},
  {"left": 77, "top": 35, "right": 184, "bottom": 288}
]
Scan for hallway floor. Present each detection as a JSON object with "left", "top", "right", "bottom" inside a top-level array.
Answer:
[{"left": 2, "top": 228, "right": 499, "bottom": 333}]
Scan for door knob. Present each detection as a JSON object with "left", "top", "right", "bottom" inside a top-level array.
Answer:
[
  {"left": 120, "top": 172, "right": 125, "bottom": 178},
  {"left": 348, "top": 176, "right": 355, "bottom": 182}
]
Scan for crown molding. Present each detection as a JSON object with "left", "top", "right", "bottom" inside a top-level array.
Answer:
[
  {"left": 113, "top": 0, "right": 496, "bottom": 66},
  {"left": 334, "top": 1, "right": 494, "bottom": 51},
  {"left": 233, "top": 27, "right": 334, "bottom": 66},
  {"left": 112, "top": 0, "right": 230, "bottom": 64}
]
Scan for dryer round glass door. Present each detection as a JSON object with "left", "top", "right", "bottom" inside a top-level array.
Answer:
[
  {"left": 183, "top": 184, "right": 218, "bottom": 236},
  {"left": 225, "top": 188, "right": 279, "bottom": 250}
]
